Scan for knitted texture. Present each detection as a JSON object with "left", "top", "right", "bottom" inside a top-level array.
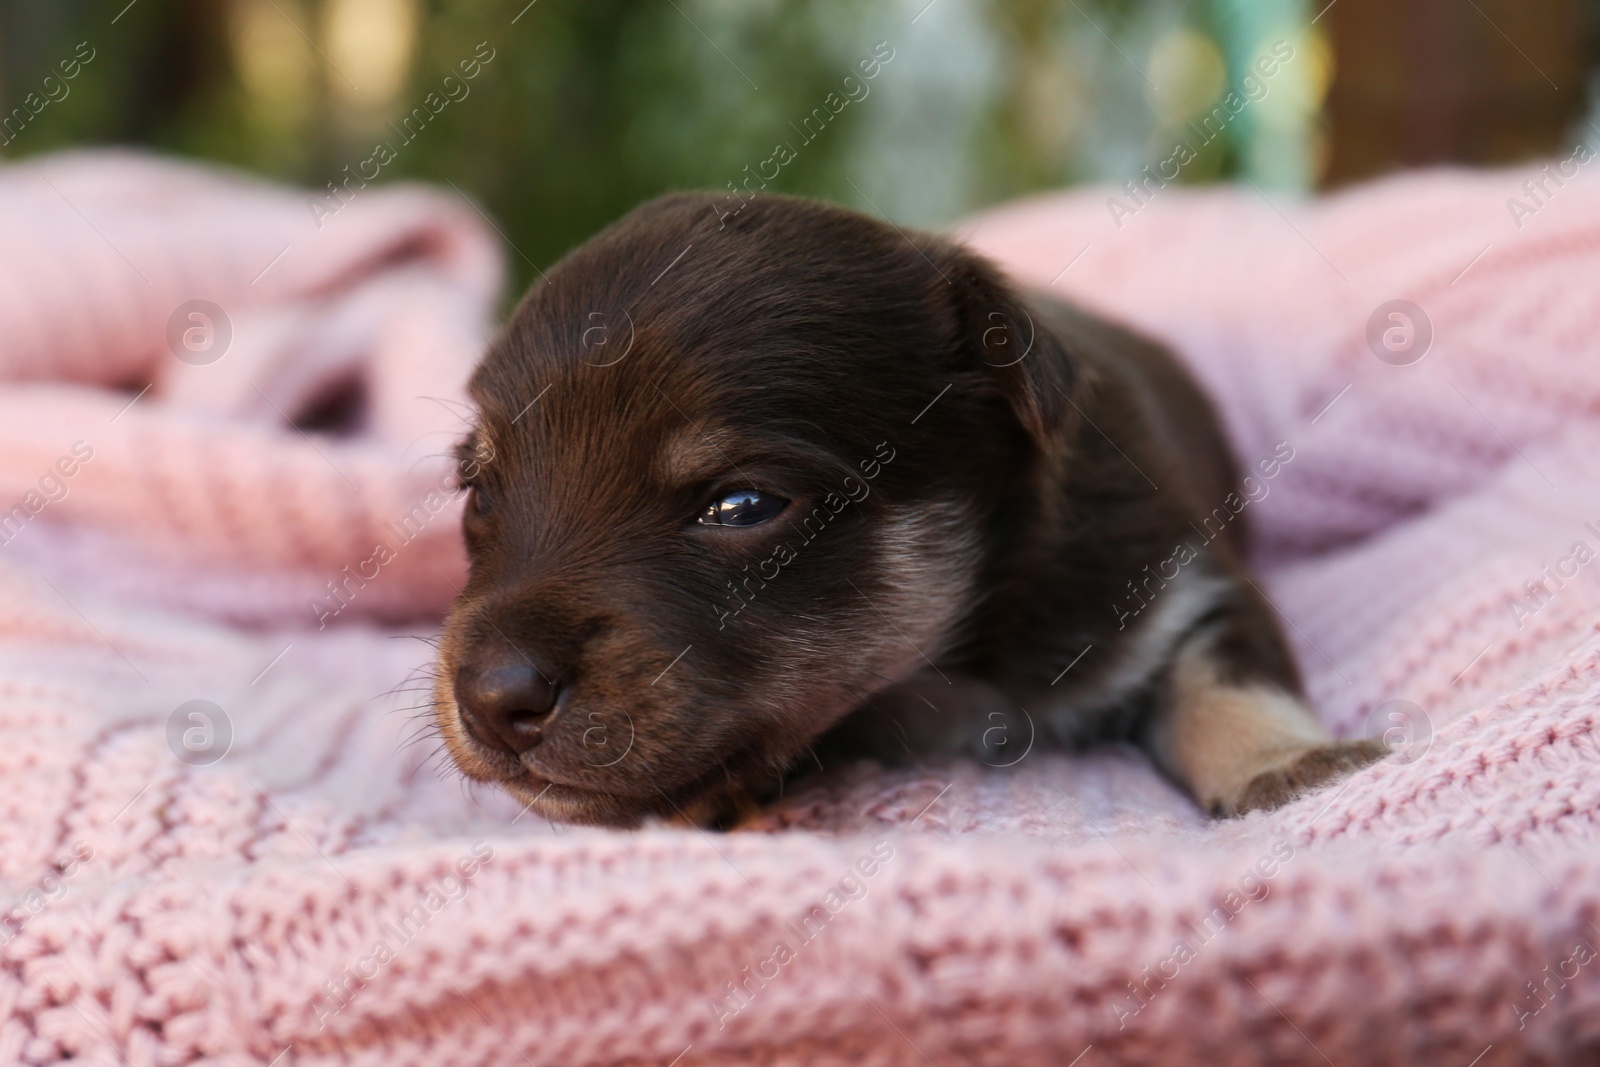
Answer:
[{"left": 1, "top": 150, "right": 1598, "bottom": 1066}]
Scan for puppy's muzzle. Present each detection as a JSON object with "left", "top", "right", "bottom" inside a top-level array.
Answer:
[{"left": 454, "top": 642, "right": 560, "bottom": 756}]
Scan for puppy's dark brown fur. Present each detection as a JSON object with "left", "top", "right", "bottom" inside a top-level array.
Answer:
[{"left": 434, "top": 192, "right": 1385, "bottom": 827}]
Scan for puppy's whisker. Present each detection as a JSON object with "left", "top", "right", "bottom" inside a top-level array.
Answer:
[
  {"left": 391, "top": 633, "right": 443, "bottom": 647},
  {"left": 417, "top": 394, "right": 479, "bottom": 427}
]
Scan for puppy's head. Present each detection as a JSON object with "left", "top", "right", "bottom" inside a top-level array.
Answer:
[{"left": 434, "top": 192, "right": 1075, "bottom": 826}]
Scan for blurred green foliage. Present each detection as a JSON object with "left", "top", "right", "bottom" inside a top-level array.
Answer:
[{"left": 0, "top": 0, "right": 1315, "bottom": 297}]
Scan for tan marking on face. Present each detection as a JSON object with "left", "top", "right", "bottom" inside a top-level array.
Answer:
[
  {"left": 863, "top": 500, "right": 982, "bottom": 684},
  {"left": 655, "top": 425, "right": 738, "bottom": 488}
]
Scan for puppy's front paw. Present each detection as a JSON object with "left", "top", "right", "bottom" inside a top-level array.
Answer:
[
  {"left": 663, "top": 788, "right": 766, "bottom": 832},
  {"left": 1228, "top": 738, "right": 1390, "bottom": 816}
]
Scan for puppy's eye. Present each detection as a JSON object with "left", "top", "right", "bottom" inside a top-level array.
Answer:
[
  {"left": 469, "top": 485, "right": 492, "bottom": 517},
  {"left": 699, "top": 489, "right": 788, "bottom": 527}
]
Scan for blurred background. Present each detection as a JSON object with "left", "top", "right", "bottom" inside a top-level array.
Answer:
[{"left": 2, "top": 0, "right": 1597, "bottom": 297}]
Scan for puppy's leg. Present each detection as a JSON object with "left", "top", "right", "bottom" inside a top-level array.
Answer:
[{"left": 1142, "top": 617, "right": 1388, "bottom": 816}]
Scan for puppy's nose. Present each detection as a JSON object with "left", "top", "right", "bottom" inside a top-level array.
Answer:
[{"left": 454, "top": 649, "right": 559, "bottom": 755}]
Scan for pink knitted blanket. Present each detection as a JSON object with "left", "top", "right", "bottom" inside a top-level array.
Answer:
[{"left": 2, "top": 151, "right": 1597, "bottom": 1066}]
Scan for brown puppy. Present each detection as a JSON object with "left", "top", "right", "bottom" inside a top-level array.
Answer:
[{"left": 433, "top": 191, "right": 1386, "bottom": 827}]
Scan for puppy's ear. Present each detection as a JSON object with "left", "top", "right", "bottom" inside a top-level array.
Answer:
[{"left": 939, "top": 244, "right": 1079, "bottom": 449}]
